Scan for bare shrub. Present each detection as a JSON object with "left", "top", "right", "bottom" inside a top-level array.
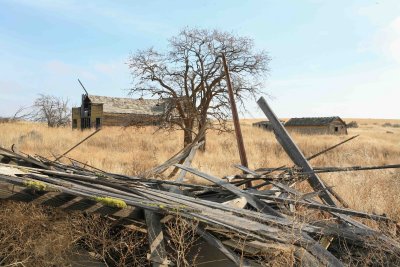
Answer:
[
  {"left": 18, "top": 130, "right": 43, "bottom": 143},
  {"left": 347, "top": 121, "right": 358, "bottom": 128},
  {"left": 0, "top": 117, "right": 11, "bottom": 123},
  {"left": 76, "top": 214, "right": 148, "bottom": 267},
  {"left": 165, "top": 214, "right": 200, "bottom": 267},
  {"left": 333, "top": 235, "right": 400, "bottom": 266},
  {"left": 0, "top": 200, "right": 81, "bottom": 267},
  {"left": 18, "top": 94, "right": 71, "bottom": 127},
  {"left": 383, "top": 122, "right": 400, "bottom": 128}
]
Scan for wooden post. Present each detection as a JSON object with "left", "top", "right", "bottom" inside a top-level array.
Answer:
[
  {"left": 145, "top": 211, "right": 170, "bottom": 267},
  {"left": 221, "top": 53, "right": 251, "bottom": 187},
  {"left": 257, "top": 97, "right": 336, "bottom": 206}
]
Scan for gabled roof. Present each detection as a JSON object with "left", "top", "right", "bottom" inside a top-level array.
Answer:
[
  {"left": 285, "top": 117, "right": 345, "bottom": 127},
  {"left": 87, "top": 95, "right": 168, "bottom": 115}
]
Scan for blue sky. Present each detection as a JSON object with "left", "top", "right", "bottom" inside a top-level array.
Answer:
[{"left": 0, "top": 0, "right": 399, "bottom": 118}]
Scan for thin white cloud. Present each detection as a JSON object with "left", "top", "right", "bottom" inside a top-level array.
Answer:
[
  {"left": 368, "top": 16, "right": 400, "bottom": 63},
  {"left": 386, "top": 17, "right": 400, "bottom": 62},
  {"left": 357, "top": 1, "right": 400, "bottom": 63}
]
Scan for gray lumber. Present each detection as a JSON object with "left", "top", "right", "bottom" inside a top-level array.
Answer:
[
  {"left": 0, "top": 146, "right": 50, "bottom": 169},
  {"left": 172, "top": 166, "right": 344, "bottom": 266},
  {"left": 257, "top": 135, "right": 359, "bottom": 176},
  {"left": 147, "top": 126, "right": 206, "bottom": 175},
  {"left": 252, "top": 194, "right": 390, "bottom": 221},
  {"left": 168, "top": 153, "right": 243, "bottom": 267},
  {"left": 197, "top": 227, "right": 246, "bottom": 267},
  {"left": 145, "top": 211, "right": 170, "bottom": 267},
  {"left": 170, "top": 141, "right": 204, "bottom": 194},
  {"left": 257, "top": 97, "right": 336, "bottom": 206},
  {"left": 175, "top": 164, "right": 283, "bottom": 217}
]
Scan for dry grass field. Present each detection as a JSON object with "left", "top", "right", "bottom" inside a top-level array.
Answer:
[
  {"left": 1, "top": 118, "right": 399, "bottom": 221},
  {"left": 0, "top": 118, "right": 400, "bottom": 266}
]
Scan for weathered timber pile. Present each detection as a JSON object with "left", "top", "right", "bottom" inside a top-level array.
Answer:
[{"left": 0, "top": 98, "right": 399, "bottom": 266}]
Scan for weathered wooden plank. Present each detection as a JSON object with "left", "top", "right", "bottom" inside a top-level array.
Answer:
[
  {"left": 175, "top": 164, "right": 283, "bottom": 217},
  {"left": 252, "top": 194, "right": 390, "bottom": 221},
  {"left": 168, "top": 156, "right": 243, "bottom": 267},
  {"left": 0, "top": 146, "right": 50, "bottom": 169},
  {"left": 257, "top": 97, "right": 336, "bottom": 206},
  {"left": 147, "top": 126, "right": 206, "bottom": 175},
  {"left": 170, "top": 141, "right": 204, "bottom": 194},
  {"left": 145, "top": 211, "right": 170, "bottom": 267},
  {"left": 0, "top": 177, "right": 143, "bottom": 222}
]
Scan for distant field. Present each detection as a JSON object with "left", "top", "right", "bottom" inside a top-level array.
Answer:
[{"left": 0, "top": 118, "right": 399, "bottom": 220}]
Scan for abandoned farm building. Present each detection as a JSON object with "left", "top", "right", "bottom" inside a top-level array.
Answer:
[
  {"left": 72, "top": 94, "right": 170, "bottom": 129},
  {"left": 284, "top": 116, "right": 347, "bottom": 135},
  {"left": 252, "top": 117, "right": 347, "bottom": 135}
]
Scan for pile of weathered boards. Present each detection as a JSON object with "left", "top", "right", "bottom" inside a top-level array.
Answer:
[
  {"left": 0, "top": 98, "right": 399, "bottom": 266},
  {"left": 0, "top": 147, "right": 399, "bottom": 266}
]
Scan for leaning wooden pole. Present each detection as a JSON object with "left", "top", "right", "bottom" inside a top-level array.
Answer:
[
  {"left": 221, "top": 53, "right": 251, "bottom": 188},
  {"left": 257, "top": 97, "right": 336, "bottom": 206}
]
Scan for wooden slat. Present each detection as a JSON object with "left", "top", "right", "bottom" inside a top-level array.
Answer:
[
  {"left": 257, "top": 97, "right": 336, "bottom": 206},
  {"left": 145, "top": 211, "right": 170, "bottom": 267},
  {"left": 175, "top": 164, "right": 282, "bottom": 218},
  {"left": 0, "top": 146, "right": 50, "bottom": 169}
]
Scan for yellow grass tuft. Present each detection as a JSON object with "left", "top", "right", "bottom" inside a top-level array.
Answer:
[
  {"left": 23, "top": 180, "right": 47, "bottom": 191},
  {"left": 93, "top": 196, "right": 127, "bottom": 208}
]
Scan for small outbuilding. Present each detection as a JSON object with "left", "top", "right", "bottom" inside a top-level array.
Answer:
[
  {"left": 72, "top": 94, "right": 172, "bottom": 130},
  {"left": 284, "top": 116, "right": 347, "bottom": 135}
]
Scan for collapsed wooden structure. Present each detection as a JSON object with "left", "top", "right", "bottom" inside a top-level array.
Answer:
[{"left": 0, "top": 97, "right": 399, "bottom": 266}]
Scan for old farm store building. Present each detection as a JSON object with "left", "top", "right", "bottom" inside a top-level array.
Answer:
[
  {"left": 72, "top": 95, "right": 170, "bottom": 129},
  {"left": 284, "top": 117, "right": 348, "bottom": 135}
]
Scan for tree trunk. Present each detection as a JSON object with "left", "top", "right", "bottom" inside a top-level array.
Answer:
[
  {"left": 183, "top": 128, "right": 193, "bottom": 147},
  {"left": 198, "top": 123, "right": 206, "bottom": 152}
]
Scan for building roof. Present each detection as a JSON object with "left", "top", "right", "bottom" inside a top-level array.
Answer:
[
  {"left": 87, "top": 95, "right": 168, "bottom": 115},
  {"left": 285, "top": 116, "right": 345, "bottom": 127}
]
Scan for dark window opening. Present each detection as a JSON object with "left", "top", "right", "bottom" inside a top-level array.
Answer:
[
  {"left": 72, "top": 119, "right": 77, "bottom": 129},
  {"left": 96, "top": 118, "right": 101, "bottom": 129},
  {"left": 334, "top": 126, "right": 339, "bottom": 132},
  {"left": 81, "top": 118, "right": 91, "bottom": 129}
]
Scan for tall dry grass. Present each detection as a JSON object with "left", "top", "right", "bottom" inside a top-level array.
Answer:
[{"left": 0, "top": 119, "right": 399, "bottom": 220}]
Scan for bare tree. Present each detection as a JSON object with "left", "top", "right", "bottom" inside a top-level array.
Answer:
[
  {"left": 128, "top": 28, "right": 269, "bottom": 149},
  {"left": 22, "top": 94, "right": 71, "bottom": 127}
]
